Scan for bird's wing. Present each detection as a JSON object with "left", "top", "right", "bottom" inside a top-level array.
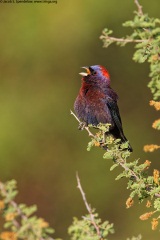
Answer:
[{"left": 106, "top": 98, "right": 123, "bottom": 133}]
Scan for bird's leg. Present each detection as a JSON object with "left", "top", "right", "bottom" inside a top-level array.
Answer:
[
  {"left": 100, "top": 144, "right": 108, "bottom": 150},
  {"left": 78, "top": 122, "right": 87, "bottom": 131}
]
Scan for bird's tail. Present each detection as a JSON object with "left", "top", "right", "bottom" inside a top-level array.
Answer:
[
  {"left": 109, "top": 129, "right": 133, "bottom": 152},
  {"left": 120, "top": 133, "right": 133, "bottom": 152}
]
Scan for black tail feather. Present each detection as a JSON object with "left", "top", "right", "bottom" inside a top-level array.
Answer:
[{"left": 109, "top": 128, "right": 133, "bottom": 152}]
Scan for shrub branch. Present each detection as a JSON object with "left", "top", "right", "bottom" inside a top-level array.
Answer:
[
  {"left": 134, "top": 0, "right": 143, "bottom": 16},
  {"left": 76, "top": 173, "right": 102, "bottom": 239}
]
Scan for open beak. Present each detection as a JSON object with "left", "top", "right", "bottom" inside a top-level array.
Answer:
[{"left": 79, "top": 67, "right": 91, "bottom": 76}]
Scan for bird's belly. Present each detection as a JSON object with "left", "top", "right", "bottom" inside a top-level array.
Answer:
[
  {"left": 86, "top": 104, "right": 113, "bottom": 126},
  {"left": 74, "top": 95, "right": 114, "bottom": 127}
]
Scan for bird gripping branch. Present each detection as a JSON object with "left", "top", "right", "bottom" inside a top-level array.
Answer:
[{"left": 74, "top": 65, "right": 133, "bottom": 152}]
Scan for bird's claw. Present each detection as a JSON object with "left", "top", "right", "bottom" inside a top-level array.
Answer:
[
  {"left": 98, "top": 139, "right": 108, "bottom": 150},
  {"left": 100, "top": 142, "right": 108, "bottom": 150}
]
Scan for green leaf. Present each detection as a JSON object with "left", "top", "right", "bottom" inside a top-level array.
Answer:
[
  {"left": 4, "top": 221, "right": 13, "bottom": 229},
  {"left": 154, "top": 198, "right": 160, "bottom": 210},
  {"left": 110, "top": 164, "right": 118, "bottom": 171},
  {"left": 103, "top": 152, "right": 113, "bottom": 160},
  {"left": 44, "top": 227, "right": 55, "bottom": 234},
  {"left": 87, "top": 140, "right": 95, "bottom": 151},
  {"left": 21, "top": 205, "right": 37, "bottom": 217},
  {"left": 115, "top": 172, "right": 126, "bottom": 180}
]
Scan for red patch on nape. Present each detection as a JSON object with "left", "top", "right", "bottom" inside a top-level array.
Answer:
[{"left": 100, "top": 66, "right": 110, "bottom": 79}]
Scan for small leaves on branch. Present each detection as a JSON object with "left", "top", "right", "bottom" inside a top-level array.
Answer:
[
  {"left": 99, "top": 0, "right": 160, "bottom": 230},
  {"left": 68, "top": 173, "right": 115, "bottom": 240},
  {"left": 100, "top": 0, "right": 160, "bottom": 100},
  {"left": 71, "top": 108, "right": 160, "bottom": 231},
  {"left": 0, "top": 180, "right": 59, "bottom": 240}
]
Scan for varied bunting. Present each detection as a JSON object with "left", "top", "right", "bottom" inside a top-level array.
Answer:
[{"left": 74, "top": 65, "right": 133, "bottom": 152}]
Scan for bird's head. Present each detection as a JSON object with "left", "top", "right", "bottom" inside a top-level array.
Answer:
[{"left": 79, "top": 65, "right": 110, "bottom": 86}]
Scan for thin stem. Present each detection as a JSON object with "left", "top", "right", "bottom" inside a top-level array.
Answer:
[
  {"left": 0, "top": 182, "right": 52, "bottom": 240},
  {"left": 134, "top": 0, "right": 143, "bottom": 16},
  {"left": 70, "top": 110, "right": 94, "bottom": 137},
  {"left": 76, "top": 173, "right": 102, "bottom": 239},
  {"left": 100, "top": 35, "right": 148, "bottom": 44},
  {"left": 117, "top": 156, "right": 140, "bottom": 182},
  {"left": 154, "top": 193, "right": 160, "bottom": 198}
]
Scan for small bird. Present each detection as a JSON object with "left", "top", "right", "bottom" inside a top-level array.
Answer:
[{"left": 74, "top": 65, "right": 133, "bottom": 152}]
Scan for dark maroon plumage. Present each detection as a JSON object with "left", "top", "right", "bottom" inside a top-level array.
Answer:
[{"left": 74, "top": 65, "right": 133, "bottom": 152}]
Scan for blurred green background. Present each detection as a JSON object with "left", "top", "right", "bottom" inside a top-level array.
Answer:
[{"left": 0, "top": 0, "right": 160, "bottom": 239}]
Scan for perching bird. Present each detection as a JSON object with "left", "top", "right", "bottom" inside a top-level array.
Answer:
[{"left": 74, "top": 65, "right": 133, "bottom": 152}]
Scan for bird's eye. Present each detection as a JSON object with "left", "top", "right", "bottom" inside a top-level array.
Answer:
[{"left": 92, "top": 71, "right": 97, "bottom": 75}]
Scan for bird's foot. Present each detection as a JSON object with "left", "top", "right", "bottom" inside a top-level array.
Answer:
[
  {"left": 100, "top": 143, "right": 108, "bottom": 150},
  {"left": 98, "top": 139, "right": 108, "bottom": 150},
  {"left": 78, "top": 122, "right": 87, "bottom": 131}
]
